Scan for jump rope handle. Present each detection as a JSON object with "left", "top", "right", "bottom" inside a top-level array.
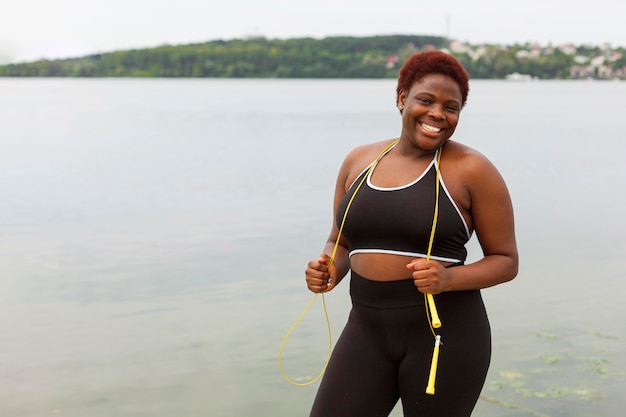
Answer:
[
  {"left": 425, "top": 293, "right": 441, "bottom": 395},
  {"left": 426, "top": 293, "right": 441, "bottom": 328},
  {"left": 426, "top": 335, "right": 442, "bottom": 395}
]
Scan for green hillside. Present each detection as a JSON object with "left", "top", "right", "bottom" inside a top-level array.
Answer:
[{"left": 1, "top": 35, "right": 624, "bottom": 79}]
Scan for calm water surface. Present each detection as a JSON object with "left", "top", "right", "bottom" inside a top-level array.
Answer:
[{"left": 0, "top": 78, "right": 625, "bottom": 417}]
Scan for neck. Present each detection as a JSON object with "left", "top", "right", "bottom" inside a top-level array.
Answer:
[{"left": 395, "top": 138, "right": 442, "bottom": 160}]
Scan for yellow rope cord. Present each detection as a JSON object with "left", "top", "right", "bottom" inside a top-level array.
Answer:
[
  {"left": 278, "top": 140, "right": 399, "bottom": 386},
  {"left": 279, "top": 141, "right": 444, "bottom": 394},
  {"left": 424, "top": 147, "right": 443, "bottom": 395},
  {"left": 277, "top": 292, "right": 332, "bottom": 386},
  {"left": 329, "top": 139, "right": 400, "bottom": 265},
  {"left": 424, "top": 148, "right": 443, "bottom": 335}
]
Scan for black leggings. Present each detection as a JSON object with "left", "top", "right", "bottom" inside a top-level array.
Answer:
[{"left": 309, "top": 271, "right": 491, "bottom": 417}]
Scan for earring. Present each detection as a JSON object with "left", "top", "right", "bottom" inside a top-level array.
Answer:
[{"left": 398, "top": 105, "right": 404, "bottom": 111}]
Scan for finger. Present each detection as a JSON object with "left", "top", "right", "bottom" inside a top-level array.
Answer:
[
  {"left": 307, "top": 274, "right": 329, "bottom": 289},
  {"left": 413, "top": 274, "right": 433, "bottom": 293},
  {"left": 415, "top": 282, "right": 436, "bottom": 294},
  {"left": 406, "top": 258, "right": 427, "bottom": 270},
  {"left": 308, "top": 284, "right": 326, "bottom": 293},
  {"left": 322, "top": 279, "right": 336, "bottom": 293},
  {"left": 411, "top": 267, "right": 430, "bottom": 281},
  {"left": 319, "top": 254, "right": 334, "bottom": 268},
  {"left": 322, "top": 264, "right": 338, "bottom": 292},
  {"left": 307, "top": 261, "right": 328, "bottom": 274},
  {"left": 306, "top": 272, "right": 330, "bottom": 286}
]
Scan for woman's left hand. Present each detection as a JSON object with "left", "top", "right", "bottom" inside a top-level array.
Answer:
[{"left": 406, "top": 259, "right": 450, "bottom": 295}]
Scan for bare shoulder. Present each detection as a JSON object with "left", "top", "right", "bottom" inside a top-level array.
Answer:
[
  {"left": 441, "top": 140, "right": 511, "bottom": 216},
  {"left": 442, "top": 140, "right": 501, "bottom": 180},
  {"left": 341, "top": 138, "right": 398, "bottom": 184},
  {"left": 344, "top": 138, "right": 397, "bottom": 163}
]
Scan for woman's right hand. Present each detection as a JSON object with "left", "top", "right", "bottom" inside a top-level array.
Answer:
[{"left": 305, "top": 254, "right": 337, "bottom": 293}]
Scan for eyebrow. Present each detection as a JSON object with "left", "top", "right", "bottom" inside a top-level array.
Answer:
[{"left": 416, "top": 91, "right": 461, "bottom": 104}]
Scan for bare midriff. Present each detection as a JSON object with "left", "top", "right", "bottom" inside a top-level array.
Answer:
[{"left": 350, "top": 252, "right": 454, "bottom": 282}]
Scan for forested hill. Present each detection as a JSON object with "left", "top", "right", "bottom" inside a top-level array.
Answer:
[
  {"left": 1, "top": 35, "right": 625, "bottom": 79},
  {"left": 0, "top": 35, "right": 444, "bottom": 78}
]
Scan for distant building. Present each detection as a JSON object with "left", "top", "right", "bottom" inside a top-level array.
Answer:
[
  {"left": 386, "top": 55, "right": 399, "bottom": 69},
  {"left": 449, "top": 41, "right": 470, "bottom": 53},
  {"left": 591, "top": 56, "right": 606, "bottom": 66},
  {"left": 559, "top": 44, "right": 577, "bottom": 55},
  {"left": 505, "top": 72, "right": 536, "bottom": 81},
  {"left": 570, "top": 65, "right": 595, "bottom": 79},
  {"left": 597, "top": 65, "right": 612, "bottom": 79}
]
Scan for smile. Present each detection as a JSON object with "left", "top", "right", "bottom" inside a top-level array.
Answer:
[{"left": 421, "top": 123, "right": 442, "bottom": 133}]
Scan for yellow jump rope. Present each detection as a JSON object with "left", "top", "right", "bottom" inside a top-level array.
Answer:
[{"left": 279, "top": 139, "right": 443, "bottom": 395}]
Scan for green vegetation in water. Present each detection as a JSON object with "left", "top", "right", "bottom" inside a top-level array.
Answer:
[{"left": 479, "top": 329, "right": 623, "bottom": 417}]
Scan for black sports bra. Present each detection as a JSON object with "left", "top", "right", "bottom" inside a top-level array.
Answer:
[{"left": 336, "top": 146, "right": 470, "bottom": 263}]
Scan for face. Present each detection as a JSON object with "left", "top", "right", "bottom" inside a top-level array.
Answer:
[{"left": 397, "top": 73, "right": 463, "bottom": 152}]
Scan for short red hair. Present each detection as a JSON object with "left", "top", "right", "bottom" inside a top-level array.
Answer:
[{"left": 396, "top": 50, "right": 469, "bottom": 108}]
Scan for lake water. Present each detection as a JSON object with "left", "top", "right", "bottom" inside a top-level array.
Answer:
[{"left": 0, "top": 78, "right": 625, "bottom": 417}]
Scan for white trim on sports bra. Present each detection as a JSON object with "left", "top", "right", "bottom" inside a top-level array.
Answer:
[
  {"left": 366, "top": 156, "right": 435, "bottom": 191},
  {"left": 354, "top": 145, "right": 471, "bottom": 239},
  {"left": 348, "top": 248, "right": 463, "bottom": 264}
]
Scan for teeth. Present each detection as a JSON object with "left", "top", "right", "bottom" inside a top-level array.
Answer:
[{"left": 422, "top": 123, "right": 441, "bottom": 133}]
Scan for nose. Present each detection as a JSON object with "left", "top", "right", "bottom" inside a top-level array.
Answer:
[{"left": 428, "top": 105, "right": 445, "bottom": 119}]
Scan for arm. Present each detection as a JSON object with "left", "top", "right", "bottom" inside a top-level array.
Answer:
[
  {"left": 304, "top": 152, "right": 355, "bottom": 293},
  {"left": 409, "top": 151, "right": 518, "bottom": 293},
  {"left": 446, "top": 153, "right": 518, "bottom": 291}
]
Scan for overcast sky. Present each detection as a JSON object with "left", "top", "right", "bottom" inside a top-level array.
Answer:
[{"left": 2, "top": 0, "right": 625, "bottom": 64}]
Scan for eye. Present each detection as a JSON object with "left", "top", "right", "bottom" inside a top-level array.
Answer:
[
  {"left": 445, "top": 105, "right": 460, "bottom": 112},
  {"left": 417, "top": 97, "right": 431, "bottom": 105}
]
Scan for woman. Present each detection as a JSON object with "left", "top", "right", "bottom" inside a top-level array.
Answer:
[{"left": 305, "top": 50, "right": 518, "bottom": 417}]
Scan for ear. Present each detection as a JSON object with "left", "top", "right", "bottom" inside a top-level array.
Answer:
[{"left": 397, "top": 90, "right": 406, "bottom": 108}]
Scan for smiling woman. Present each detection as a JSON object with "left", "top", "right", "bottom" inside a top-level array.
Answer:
[
  {"left": 304, "top": 50, "right": 518, "bottom": 417},
  {"left": 0, "top": 73, "right": 624, "bottom": 417}
]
